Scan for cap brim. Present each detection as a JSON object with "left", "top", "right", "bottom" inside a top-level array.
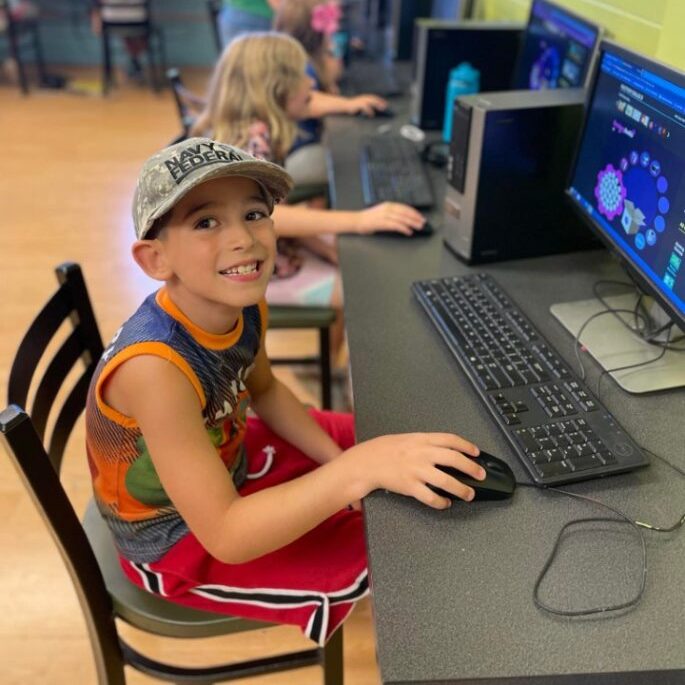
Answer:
[{"left": 141, "top": 159, "right": 293, "bottom": 239}]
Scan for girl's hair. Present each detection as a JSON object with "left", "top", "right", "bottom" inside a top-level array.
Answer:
[
  {"left": 274, "top": 0, "right": 335, "bottom": 92},
  {"left": 190, "top": 32, "right": 307, "bottom": 162}
]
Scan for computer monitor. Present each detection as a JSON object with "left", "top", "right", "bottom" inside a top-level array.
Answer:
[
  {"left": 556, "top": 41, "right": 685, "bottom": 393},
  {"left": 512, "top": 0, "right": 601, "bottom": 90},
  {"left": 430, "top": 0, "right": 473, "bottom": 20}
]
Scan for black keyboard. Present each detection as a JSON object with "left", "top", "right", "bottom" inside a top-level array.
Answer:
[
  {"left": 359, "top": 135, "right": 434, "bottom": 209},
  {"left": 413, "top": 274, "right": 650, "bottom": 486},
  {"left": 340, "top": 62, "right": 403, "bottom": 98}
]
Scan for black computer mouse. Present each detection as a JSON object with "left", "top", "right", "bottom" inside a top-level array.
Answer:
[
  {"left": 377, "top": 220, "right": 435, "bottom": 238},
  {"left": 357, "top": 106, "right": 396, "bottom": 118},
  {"left": 431, "top": 451, "right": 516, "bottom": 501},
  {"left": 413, "top": 220, "right": 434, "bottom": 236}
]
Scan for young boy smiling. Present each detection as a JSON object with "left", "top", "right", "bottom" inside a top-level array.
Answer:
[{"left": 85, "top": 138, "right": 485, "bottom": 644}]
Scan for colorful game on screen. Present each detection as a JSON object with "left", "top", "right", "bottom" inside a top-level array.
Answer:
[
  {"left": 568, "top": 47, "right": 685, "bottom": 323},
  {"left": 512, "top": 0, "right": 600, "bottom": 91}
]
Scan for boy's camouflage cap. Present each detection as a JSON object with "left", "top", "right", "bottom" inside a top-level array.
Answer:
[{"left": 133, "top": 138, "right": 294, "bottom": 239}]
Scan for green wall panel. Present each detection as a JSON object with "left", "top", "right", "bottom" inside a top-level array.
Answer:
[{"left": 475, "top": 0, "right": 682, "bottom": 68}]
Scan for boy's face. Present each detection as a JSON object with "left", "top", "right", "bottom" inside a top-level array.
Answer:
[{"left": 153, "top": 176, "right": 276, "bottom": 325}]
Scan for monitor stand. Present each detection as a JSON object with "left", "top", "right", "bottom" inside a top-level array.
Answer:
[{"left": 551, "top": 292, "right": 685, "bottom": 394}]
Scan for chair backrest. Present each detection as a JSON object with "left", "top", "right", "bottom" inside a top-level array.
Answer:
[
  {"left": 207, "top": 0, "right": 223, "bottom": 53},
  {"left": 166, "top": 67, "right": 196, "bottom": 143},
  {"left": 99, "top": 0, "right": 150, "bottom": 24},
  {"left": 0, "top": 262, "right": 127, "bottom": 685}
]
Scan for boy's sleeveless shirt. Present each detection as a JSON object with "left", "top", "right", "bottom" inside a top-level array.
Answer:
[{"left": 85, "top": 288, "right": 267, "bottom": 563}]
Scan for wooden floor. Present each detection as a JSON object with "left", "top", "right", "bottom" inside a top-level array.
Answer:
[{"left": 0, "top": 69, "right": 380, "bottom": 684}]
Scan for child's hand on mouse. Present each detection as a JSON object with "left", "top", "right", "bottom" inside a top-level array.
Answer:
[
  {"left": 356, "top": 202, "right": 426, "bottom": 236},
  {"left": 341, "top": 433, "right": 485, "bottom": 509},
  {"left": 345, "top": 94, "right": 388, "bottom": 117}
]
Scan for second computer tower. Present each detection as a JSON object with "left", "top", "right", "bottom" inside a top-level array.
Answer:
[
  {"left": 410, "top": 20, "right": 524, "bottom": 130},
  {"left": 443, "top": 88, "right": 598, "bottom": 264}
]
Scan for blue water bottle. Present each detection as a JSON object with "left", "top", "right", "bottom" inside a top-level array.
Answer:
[{"left": 442, "top": 63, "right": 480, "bottom": 143}]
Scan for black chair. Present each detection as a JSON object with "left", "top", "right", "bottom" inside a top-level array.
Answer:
[
  {"left": 207, "top": 0, "right": 223, "bottom": 53},
  {"left": 0, "top": 0, "right": 47, "bottom": 94},
  {"left": 97, "top": 0, "right": 167, "bottom": 95},
  {"left": 166, "top": 67, "right": 195, "bottom": 143},
  {"left": 0, "top": 262, "right": 343, "bottom": 684},
  {"left": 166, "top": 69, "right": 337, "bottom": 410}
]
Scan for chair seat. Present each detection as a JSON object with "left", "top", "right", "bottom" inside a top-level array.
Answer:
[
  {"left": 287, "top": 183, "right": 329, "bottom": 205},
  {"left": 268, "top": 305, "right": 336, "bottom": 330},
  {"left": 83, "top": 501, "right": 270, "bottom": 639}
]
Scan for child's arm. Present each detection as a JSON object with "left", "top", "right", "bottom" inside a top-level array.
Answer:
[
  {"left": 306, "top": 89, "right": 388, "bottom": 118},
  {"left": 272, "top": 202, "right": 427, "bottom": 237},
  {"left": 105, "top": 355, "right": 485, "bottom": 564},
  {"left": 247, "top": 346, "right": 345, "bottom": 464}
]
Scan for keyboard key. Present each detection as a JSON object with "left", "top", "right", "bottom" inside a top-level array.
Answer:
[
  {"left": 597, "top": 451, "right": 618, "bottom": 465},
  {"left": 574, "top": 444, "right": 596, "bottom": 458},
  {"left": 513, "top": 429, "right": 540, "bottom": 453},
  {"left": 535, "top": 460, "right": 572, "bottom": 478},
  {"left": 567, "top": 455, "right": 602, "bottom": 472}
]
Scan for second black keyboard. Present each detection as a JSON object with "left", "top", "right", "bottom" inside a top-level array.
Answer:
[
  {"left": 412, "top": 273, "right": 649, "bottom": 486},
  {"left": 359, "top": 135, "right": 434, "bottom": 209}
]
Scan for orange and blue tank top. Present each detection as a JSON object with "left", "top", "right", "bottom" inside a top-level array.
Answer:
[{"left": 85, "top": 287, "right": 267, "bottom": 563}]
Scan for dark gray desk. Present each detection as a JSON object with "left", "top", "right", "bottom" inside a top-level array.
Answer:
[{"left": 325, "top": 107, "right": 685, "bottom": 684}]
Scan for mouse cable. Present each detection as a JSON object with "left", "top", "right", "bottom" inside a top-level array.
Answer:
[
  {"left": 517, "top": 482, "right": 647, "bottom": 616},
  {"left": 516, "top": 445, "right": 685, "bottom": 617}
]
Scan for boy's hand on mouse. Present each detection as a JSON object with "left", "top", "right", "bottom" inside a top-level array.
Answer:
[
  {"left": 346, "top": 94, "right": 388, "bottom": 116},
  {"left": 342, "top": 433, "right": 485, "bottom": 509},
  {"left": 356, "top": 202, "right": 426, "bottom": 235}
]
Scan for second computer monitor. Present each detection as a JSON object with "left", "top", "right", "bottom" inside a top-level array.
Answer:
[{"left": 512, "top": 0, "right": 601, "bottom": 90}]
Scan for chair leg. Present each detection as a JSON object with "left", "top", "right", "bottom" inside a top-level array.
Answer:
[
  {"left": 8, "top": 27, "right": 29, "bottom": 94},
  {"left": 155, "top": 28, "right": 168, "bottom": 88},
  {"left": 146, "top": 29, "right": 159, "bottom": 92},
  {"left": 101, "top": 29, "right": 112, "bottom": 95},
  {"left": 322, "top": 626, "right": 344, "bottom": 685},
  {"left": 30, "top": 23, "right": 46, "bottom": 83},
  {"left": 319, "top": 326, "right": 332, "bottom": 410}
]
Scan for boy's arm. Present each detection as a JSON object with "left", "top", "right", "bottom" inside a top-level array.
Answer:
[
  {"left": 107, "top": 354, "right": 361, "bottom": 563},
  {"left": 106, "top": 356, "right": 486, "bottom": 564},
  {"left": 246, "top": 346, "right": 343, "bottom": 465}
]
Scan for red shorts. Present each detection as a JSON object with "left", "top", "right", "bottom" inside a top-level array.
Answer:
[{"left": 119, "top": 410, "right": 369, "bottom": 645}]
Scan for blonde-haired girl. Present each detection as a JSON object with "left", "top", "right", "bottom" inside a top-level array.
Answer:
[
  {"left": 193, "top": 28, "right": 307, "bottom": 163},
  {"left": 191, "top": 32, "right": 426, "bottom": 314},
  {"left": 274, "top": 0, "right": 382, "bottom": 114},
  {"left": 274, "top": 0, "right": 392, "bottom": 189}
]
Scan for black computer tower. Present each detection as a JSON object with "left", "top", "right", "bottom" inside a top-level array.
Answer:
[
  {"left": 391, "top": 0, "right": 433, "bottom": 60},
  {"left": 410, "top": 20, "right": 524, "bottom": 130},
  {"left": 443, "top": 88, "right": 598, "bottom": 263}
]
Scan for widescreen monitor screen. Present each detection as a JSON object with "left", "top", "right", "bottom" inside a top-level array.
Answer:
[
  {"left": 567, "top": 44, "right": 685, "bottom": 328},
  {"left": 512, "top": 0, "right": 599, "bottom": 90}
]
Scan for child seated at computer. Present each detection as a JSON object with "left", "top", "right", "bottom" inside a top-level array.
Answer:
[
  {"left": 274, "top": 0, "right": 390, "bottom": 188},
  {"left": 84, "top": 137, "right": 485, "bottom": 644},
  {"left": 190, "top": 32, "right": 425, "bottom": 359}
]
